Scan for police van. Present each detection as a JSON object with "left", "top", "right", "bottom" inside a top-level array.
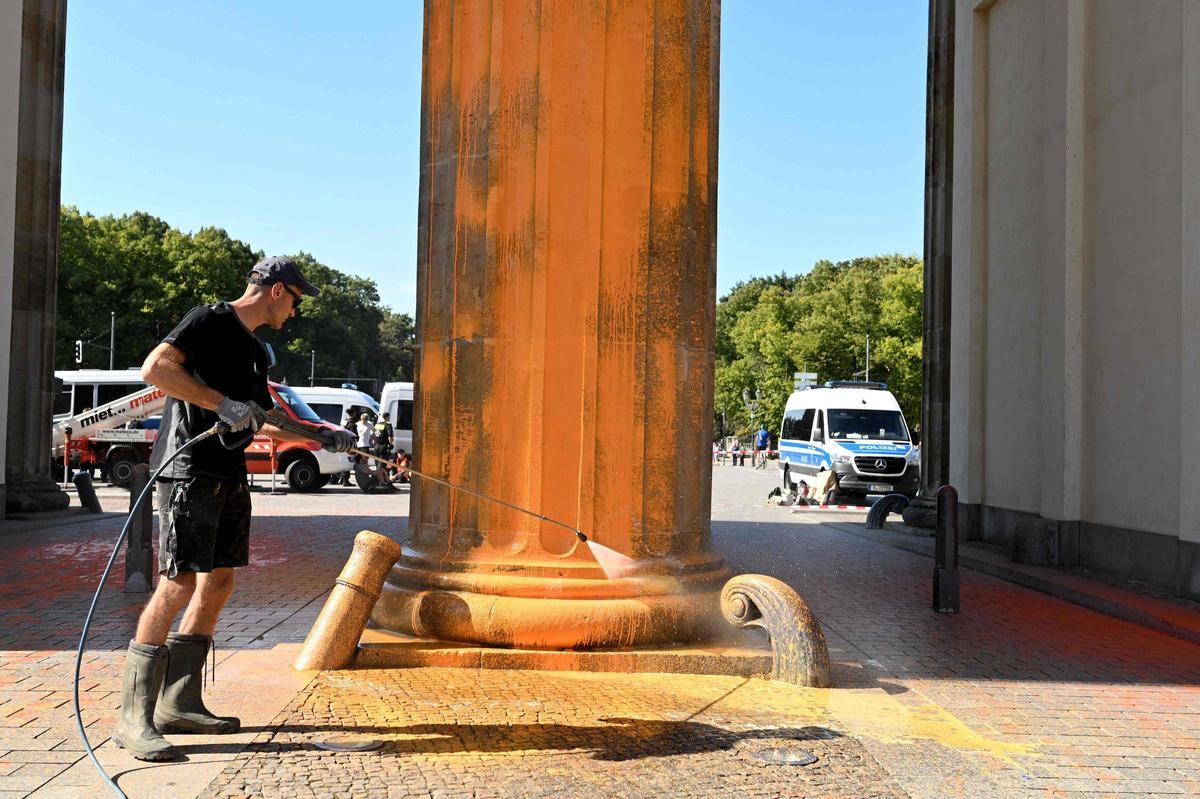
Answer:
[{"left": 777, "top": 381, "right": 919, "bottom": 503}]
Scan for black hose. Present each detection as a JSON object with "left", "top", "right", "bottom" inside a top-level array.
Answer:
[{"left": 72, "top": 423, "right": 224, "bottom": 799}]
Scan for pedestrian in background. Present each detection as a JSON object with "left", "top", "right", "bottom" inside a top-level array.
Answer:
[
  {"left": 754, "top": 424, "right": 769, "bottom": 469},
  {"left": 356, "top": 412, "right": 375, "bottom": 450}
]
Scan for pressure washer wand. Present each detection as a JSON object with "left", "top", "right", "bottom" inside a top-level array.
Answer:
[{"left": 261, "top": 410, "right": 589, "bottom": 543}]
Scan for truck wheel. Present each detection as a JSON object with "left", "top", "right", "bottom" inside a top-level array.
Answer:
[
  {"left": 108, "top": 451, "right": 139, "bottom": 488},
  {"left": 285, "top": 455, "right": 321, "bottom": 492}
]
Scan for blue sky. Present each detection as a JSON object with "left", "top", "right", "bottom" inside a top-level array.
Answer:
[{"left": 62, "top": 2, "right": 926, "bottom": 317}]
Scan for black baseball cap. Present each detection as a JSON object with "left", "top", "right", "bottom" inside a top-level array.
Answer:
[{"left": 247, "top": 256, "right": 320, "bottom": 296}]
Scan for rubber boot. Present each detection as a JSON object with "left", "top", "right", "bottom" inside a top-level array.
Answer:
[
  {"left": 154, "top": 633, "right": 240, "bottom": 734},
  {"left": 113, "top": 641, "right": 176, "bottom": 761}
]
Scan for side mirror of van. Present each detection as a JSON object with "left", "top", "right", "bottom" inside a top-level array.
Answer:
[{"left": 812, "top": 427, "right": 824, "bottom": 443}]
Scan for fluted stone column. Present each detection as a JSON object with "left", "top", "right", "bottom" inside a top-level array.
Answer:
[
  {"left": 904, "top": 0, "right": 954, "bottom": 529},
  {"left": 1, "top": 0, "right": 69, "bottom": 517},
  {"left": 372, "top": 0, "right": 727, "bottom": 649}
]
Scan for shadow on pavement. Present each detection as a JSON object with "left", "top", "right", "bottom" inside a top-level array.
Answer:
[{"left": 175, "top": 720, "right": 843, "bottom": 761}]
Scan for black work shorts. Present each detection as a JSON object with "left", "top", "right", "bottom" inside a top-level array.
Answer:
[{"left": 156, "top": 476, "right": 251, "bottom": 578}]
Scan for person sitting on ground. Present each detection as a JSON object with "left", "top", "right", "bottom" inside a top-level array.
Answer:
[
  {"left": 353, "top": 460, "right": 399, "bottom": 493},
  {"left": 393, "top": 448, "right": 412, "bottom": 483}
]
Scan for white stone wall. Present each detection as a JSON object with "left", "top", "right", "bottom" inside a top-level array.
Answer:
[
  {"left": 951, "top": 0, "right": 1200, "bottom": 551},
  {"left": 0, "top": 1, "right": 23, "bottom": 502}
]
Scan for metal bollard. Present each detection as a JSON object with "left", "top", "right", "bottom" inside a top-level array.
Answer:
[
  {"left": 124, "top": 463, "right": 154, "bottom": 593},
  {"left": 73, "top": 472, "right": 102, "bottom": 513},
  {"left": 933, "top": 484, "right": 960, "bottom": 613}
]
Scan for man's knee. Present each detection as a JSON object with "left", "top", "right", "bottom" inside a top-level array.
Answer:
[
  {"left": 151, "top": 572, "right": 196, "bottom": 608},
  {"left": 197, "top": 568, "right": 235, "bottom": 597}
]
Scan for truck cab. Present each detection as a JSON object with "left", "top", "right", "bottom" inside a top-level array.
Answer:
[{"left": 245, "top": 383, "right": 353, "bottom": 491}]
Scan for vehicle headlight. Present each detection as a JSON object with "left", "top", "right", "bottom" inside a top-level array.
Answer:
[
  {"left": 832, "top": 454, "right": 852, "bottom": 465},
  {"left": 907, "top": 448, "right": 921, "bottom": 464}
]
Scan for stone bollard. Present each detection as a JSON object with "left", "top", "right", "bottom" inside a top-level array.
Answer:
[
  {"left": 293, "top": 531, "right": 402, "bottom": 671},
  {"left": 721, "top": 574, "right": 831, "bottom": 687},
  {"left": 72, "top": 472, "right": 102, "bottom": 513}
]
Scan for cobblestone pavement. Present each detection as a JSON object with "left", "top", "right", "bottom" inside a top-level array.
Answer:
[
  {"left": 199, "top": 669, "right": 908, "bottom": 799},
  {"left": 2, "top": 468, "right": 1199, "bottom": 798}
]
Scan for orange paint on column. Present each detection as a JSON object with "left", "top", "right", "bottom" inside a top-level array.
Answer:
[{"left": 373, "top": 0, "right": 727, "bottom": 650}]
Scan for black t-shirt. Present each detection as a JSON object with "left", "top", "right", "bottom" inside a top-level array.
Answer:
[{"left": 148, "top": 303, "right": 273, "bottom": 481}]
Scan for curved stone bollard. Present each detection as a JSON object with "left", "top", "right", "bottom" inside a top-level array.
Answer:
[
  {"left": 293, "top": 531, "right": 402, "bottom": 671},
  {"left": 721, "top": 574, "right": 831, "bottom": 687},
  {"left": 866, "top": 493, "right": 910, "bottom": 530}
]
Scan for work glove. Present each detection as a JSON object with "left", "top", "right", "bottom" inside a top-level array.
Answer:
[
  {"left": 320, "top": 428, "right": 356, "bottom": 453},
  {"left": 216, "top": 398, "right": 264, "bottom": 433}
]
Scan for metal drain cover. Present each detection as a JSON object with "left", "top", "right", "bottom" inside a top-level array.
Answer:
[
  {"left": 749, "top": 746, "right": 818, "bottom": 766},
  {"left": 315, "top": 737, "right": 383, "bottom": 752}
]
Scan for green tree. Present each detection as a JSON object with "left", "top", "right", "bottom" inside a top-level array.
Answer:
[
  {"left": 714, "top": 254, "right": 923, "bottom": 438},
  {"left": 56, "top": 207, "right": 257, "bottom": 370},
  {"left": 378, "top": 310, "right": 416, "bottom": 382},
  {"left": 55, "top": 207, "right": 415, "bottom": 393}
]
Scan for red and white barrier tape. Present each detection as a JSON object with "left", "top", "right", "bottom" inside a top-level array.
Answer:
[{"left": 790, "top": 503, "right": 872, "bottom": 512}]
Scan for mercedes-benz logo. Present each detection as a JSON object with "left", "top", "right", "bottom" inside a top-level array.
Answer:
[{"left": 874, "top": 459, "right": 887, "bottom": 471}]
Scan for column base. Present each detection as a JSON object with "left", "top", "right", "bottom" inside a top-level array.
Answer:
[
  {"left": 901, "top": 494, "right": 938, "bottom": 529},
  {"left": 371, "top": 551, "right": 731, "bottom": 650},
  {"left": 3, "top": 473, "right": 69, "bottom": 515},
  {"left": 355, "top": 627, "right": 772, "bottom": 676}
]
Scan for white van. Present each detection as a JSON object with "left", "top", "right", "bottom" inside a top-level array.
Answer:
[
  {"left": 53, "top": 369, "right": 147, "bottom": 420},
  {"left": 291, "top": 386, "right": 380, "bottom": 430},
  {"left": 777, "top": 381, "right": 919, "bottom": 502},
  {"left": 378, "top": 382, "right": 414, "bottom": 454}
]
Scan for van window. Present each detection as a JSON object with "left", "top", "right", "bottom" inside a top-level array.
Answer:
[
  {"left": 782, "top": 408, "right": 814, "bottom": 440},
  {"left": 827, "top": 409, "right": 908, "bottom": 441},
  {"left": 97, "top": 383, "right": 145, "bottom": 407},
  {"left": 308, "top": 403, "right": 343, "bottom": 425},
  {"left": 54, "top": 384, "right": 73, "bottom": 416},
  {"left": 74, "top": 386, "right": 95, "bottom": 415},
  {"left": 397, "top": 399, "right": 414, "bottom": 430}
]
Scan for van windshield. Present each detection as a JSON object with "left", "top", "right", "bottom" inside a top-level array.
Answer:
[
  {"left": 827, "top": 409, "right": 908, "bottom": 441},
  {"left": 272, "top": 384, "right": 324, "bottom": 423}
]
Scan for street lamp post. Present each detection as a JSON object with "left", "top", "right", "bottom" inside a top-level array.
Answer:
[{"left": 742, "top": 386, "right": 762, "bottom": 466}]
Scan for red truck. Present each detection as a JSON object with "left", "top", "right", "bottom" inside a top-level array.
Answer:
[{"left": 52, "top": 382, "right": 350, "bottom": 490}]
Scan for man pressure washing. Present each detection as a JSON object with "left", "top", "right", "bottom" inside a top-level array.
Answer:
[{"left": 113, "top": 256, "right": 356, "bottom": 761}]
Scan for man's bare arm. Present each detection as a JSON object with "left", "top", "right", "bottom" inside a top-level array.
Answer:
[{"left": 141, "top": 343, "right": 224, "bottom": 410}]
